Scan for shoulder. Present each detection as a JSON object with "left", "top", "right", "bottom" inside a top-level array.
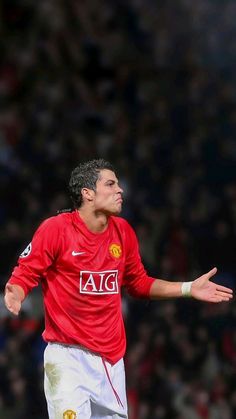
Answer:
[{"left": 37, "top": 211, "right": 73, "bottom": 232}]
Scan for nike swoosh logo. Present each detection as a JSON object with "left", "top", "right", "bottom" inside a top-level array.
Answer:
[{"left": 72, "top": 251, "right": 85, "bottom": 256}]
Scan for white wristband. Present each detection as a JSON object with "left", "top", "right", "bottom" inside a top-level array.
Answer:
[{"left": 181, "top": 281, "right": 193, "bottom": 297}]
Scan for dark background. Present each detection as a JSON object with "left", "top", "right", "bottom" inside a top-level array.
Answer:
[{"left": 0, "top": 1, "right": 236, "bottom": 418}]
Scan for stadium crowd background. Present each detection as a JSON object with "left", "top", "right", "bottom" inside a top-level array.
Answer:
[{"left": 0, "top": 1, "right": 236, "bottom": 418}]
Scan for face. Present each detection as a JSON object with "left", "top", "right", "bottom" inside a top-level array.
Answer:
[{"left": 93, "top": 169, "right": 124, "bottom": 215}]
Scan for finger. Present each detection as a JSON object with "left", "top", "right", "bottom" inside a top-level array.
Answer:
[
  {"left": 215, "top": 291, "right": 233, "bottom": 299},
  {"left": 4, "top": 297, "right": 19, "bottom": 315},
  {"left": 207, "top": 267, "right": 217, "bottom": 278},
  {"left": 7, "top": 305, "right": 19, "bottom": 315},
  {"left": 209, "top": 296, "right": 232, "bottom": 303},
  {"left": 216, "top": 294, "right": 232, "bottom": 301},
  {"left": 216, "top": 285, "right": 233, "bottom": 294}
]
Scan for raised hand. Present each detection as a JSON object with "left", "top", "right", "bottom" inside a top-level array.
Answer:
[{"left": 191, "top": 267, "right": 233, "bottom": 303}]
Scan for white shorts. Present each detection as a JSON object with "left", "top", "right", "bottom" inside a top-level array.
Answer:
[{"left": 44, "top": 342, "right": 128, "bottom": 419}]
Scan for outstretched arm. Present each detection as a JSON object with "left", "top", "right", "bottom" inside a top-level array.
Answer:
[
  {"left": 150, "top": 267, "right": 233, "bottom": 303},
  {"left": 4, "top": 284, "right": 25, "bottom": 315}
]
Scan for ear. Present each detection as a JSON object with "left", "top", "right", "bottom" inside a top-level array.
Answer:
[{"left": 81, "top": 188, "right": 94, "bottom": 202}]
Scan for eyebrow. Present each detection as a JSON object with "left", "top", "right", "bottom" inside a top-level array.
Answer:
[{"left": 104, "top": 179, "right": 117, "bottom": 184}]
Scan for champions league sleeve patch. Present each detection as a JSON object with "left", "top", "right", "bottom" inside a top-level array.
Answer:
[{"left": 19, "top": 242, "right": 32, "bottom": 258}]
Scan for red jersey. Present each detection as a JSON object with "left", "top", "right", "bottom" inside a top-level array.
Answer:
[{"left": 8, "top": 211, "right": 155, "bottom": 363}]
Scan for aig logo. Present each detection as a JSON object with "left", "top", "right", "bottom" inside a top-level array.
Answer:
[{"left": 80, "top": 270, "right": 119, "bottom": 295}]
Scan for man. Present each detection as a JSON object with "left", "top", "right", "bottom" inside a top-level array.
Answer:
[{"left": 4, "top": 159, "right": 233, "bottom": 419}]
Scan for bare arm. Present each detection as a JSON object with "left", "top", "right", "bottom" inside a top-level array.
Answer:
[
  {"left": 4, "top": 283, "right": 25, "bottom": 315},
  {"left": 150, "top": 267, "right": 233, "bottom": 303}
]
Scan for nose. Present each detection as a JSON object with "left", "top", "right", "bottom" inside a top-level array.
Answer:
[{"left": 117, "top": 185, "right": 123, "bottom": 194}]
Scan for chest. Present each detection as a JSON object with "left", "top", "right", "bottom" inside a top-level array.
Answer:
[{"left": 56, "top": 226, "right": 125, "bottom": 273}]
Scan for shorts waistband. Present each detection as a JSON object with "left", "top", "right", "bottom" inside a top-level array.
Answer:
[{"left": 48, "top": 341, "right": 101, "bottom": 357}]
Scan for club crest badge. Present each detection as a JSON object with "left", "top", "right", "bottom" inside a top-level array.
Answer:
[
  {"left": 63, "top": 410, "right": 77, "bottom": 419},
  {"left": 109, "top": 243, "right": 122, "bottom": 259},
  {"left": 19, "top": 242, "right": 32, "bottom": 258}
]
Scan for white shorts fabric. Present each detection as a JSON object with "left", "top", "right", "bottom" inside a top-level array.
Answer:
[{"left": 44, "top": 342, "right": 128, "bottom": 419}]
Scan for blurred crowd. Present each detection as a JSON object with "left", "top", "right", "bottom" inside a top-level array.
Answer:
[{"left": 0, "top": 0, "right": 236, "bottom": 418}]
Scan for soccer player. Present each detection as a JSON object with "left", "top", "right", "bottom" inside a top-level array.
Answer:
[{"left": 4, "top": 159, "right": 233, "bottom": 419}]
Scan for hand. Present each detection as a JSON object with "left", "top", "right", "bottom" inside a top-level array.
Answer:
[
  {"left": 191, "top": 267, "right": 233, "bottom": 303},
  {"left": 4, "top": 284, "right": 24, "bottom": 315}
]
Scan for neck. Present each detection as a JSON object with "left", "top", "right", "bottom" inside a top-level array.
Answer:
[{"left": 77, "top": 208, "right": 109, "bottom": 233}]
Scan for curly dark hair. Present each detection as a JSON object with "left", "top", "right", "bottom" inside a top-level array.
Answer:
[{"left": 68, "top": 159, "right": 114, "bottom": 208}]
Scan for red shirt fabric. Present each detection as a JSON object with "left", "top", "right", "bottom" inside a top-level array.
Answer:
[{"left": 8, "top": 211, "right": 155, "bottom": 363}]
